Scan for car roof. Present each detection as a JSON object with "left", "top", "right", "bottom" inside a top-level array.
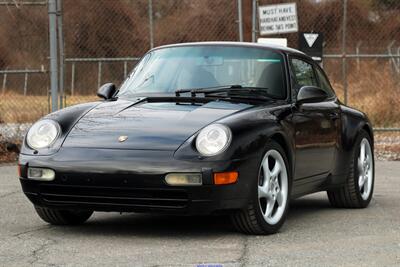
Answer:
[{"left": 152, "top": 41, "right": 306, "bottom": 56}]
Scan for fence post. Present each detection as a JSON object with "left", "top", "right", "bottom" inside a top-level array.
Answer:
[
  {"left": 124, "top": 61, "right": 128, "bottom": 78},
  {"left": 342, "top": 0, "right": 348, "bottom": 105},
  {"left": 397, "top": 46, "right": 400, "bottom": 67},
  {"left": 251, "top": 0, "right": 257, "bottom": 42},
  {"left": 97, "top": 61, "right": 102, "bottom": 88},
  {"left": 71, "top": 62, "right": 75, "bottom": 96},
  {"left": 48, "top": 0, "right": 59, "bottom": 112},
  {"left": 387, "top": 41, "right": 399, "bottom": 74},
  {"left": 57, "top": 0, "right": 65, "bottom": 109},
  {"left": 356, "top": 41, "right": 362, "bottom": 72},
  {"left": 23, "top": 69, "right": 28, "bottom": 95},
  {"left": 2, "top": 70, "right": 7, "bottom": 94},
  {"left": 237, "top": 0, "right": 243, "bottom": 42},
  {"left": 148, "top": 0, "right": 154, "bottom": 48}
]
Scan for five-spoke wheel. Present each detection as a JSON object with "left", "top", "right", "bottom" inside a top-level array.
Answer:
[
  {"left": 231, "top": 140, "right": 290, "bottom": 235},
  {"left": 357, "top": 138, "right": 373, "bottom": 201},
  {"left": 327, "top": 130, "right": 374, "bottom": 208},
  {"left": 258, "top": 149, "right": 288, "bottom": 225}
]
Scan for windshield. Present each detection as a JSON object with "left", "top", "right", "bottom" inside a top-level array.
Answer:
[{"left": 118, "top": 45, "right": 286, "bottom": 99}]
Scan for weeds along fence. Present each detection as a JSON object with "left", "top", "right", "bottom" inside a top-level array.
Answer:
[
  {"left": 0, "top": 0, "right": 49, "bottom": 143},
  {"left": 0, "top": 0, "right": 400, "bottom": 147}
]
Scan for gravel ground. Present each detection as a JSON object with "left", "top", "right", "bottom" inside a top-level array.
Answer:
[
  {"left": 0, "top": 162, "right": 399, "bottom": 266},
  {"left": 375, "top": 132, "right": 400, "bottom": 161},
  {"left": 0, "top": 123, "right": 30, "bottom": 142}
]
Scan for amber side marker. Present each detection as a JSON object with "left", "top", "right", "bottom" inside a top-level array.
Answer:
[{"left": 214, "top": 171, "right": 238, "bottom": 185}]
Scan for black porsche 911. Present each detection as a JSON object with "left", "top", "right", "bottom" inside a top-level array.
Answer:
[{"left": 18, "top": 42, "right": 374, "bottom": 235}]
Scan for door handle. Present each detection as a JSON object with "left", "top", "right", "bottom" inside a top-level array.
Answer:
[{"left": 328, "top": 113, "right": 339, "bottom": 120}]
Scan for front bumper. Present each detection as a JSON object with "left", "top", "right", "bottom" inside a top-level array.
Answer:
[{"left": 19, "top": 148, "right": 259, "bottom": 215}]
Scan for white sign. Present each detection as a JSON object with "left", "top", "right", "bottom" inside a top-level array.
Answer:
[
  {"left": 303, "top": 33, "right": 319, "bottom": 47},
  {"left": 258, "top": 3, "right": 298, "bottom": 35},
  {"left": 257, "top": 38, "right": 288, "bottom": 47}
]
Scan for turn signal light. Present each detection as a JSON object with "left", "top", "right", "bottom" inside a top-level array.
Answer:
[{"left": 214, "top": 171, "right": 238, "bottom": 185}]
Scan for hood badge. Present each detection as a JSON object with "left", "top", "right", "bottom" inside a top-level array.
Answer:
[{"left": 118, "top": 135, "right": 128, "bottom": 142}]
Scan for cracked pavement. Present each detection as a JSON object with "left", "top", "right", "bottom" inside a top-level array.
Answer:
[{"left": 0, "top": 162, "right": 399, "bottom": 266}]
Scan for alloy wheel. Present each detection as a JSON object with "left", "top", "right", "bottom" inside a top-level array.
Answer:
[
  {"left": 357, "top": 138, "right": 373, "bottom": 200},
  {"left": 258, "top": 149, "right": 288, "bottom": 225}
]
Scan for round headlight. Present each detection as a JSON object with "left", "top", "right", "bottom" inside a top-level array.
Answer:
[
  {"left": 26, "top": 119, "right": 60, "bottom": 150},
  {"left": 196, "top": 124, "right": 232, "bottom": 156}
]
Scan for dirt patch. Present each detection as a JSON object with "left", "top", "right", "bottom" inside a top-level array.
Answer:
[{"left": 0, "top": 142, "right": 19, "bottom": 163}]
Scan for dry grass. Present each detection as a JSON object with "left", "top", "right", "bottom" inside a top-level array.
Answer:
[
  {"left": 347, "top": 62, "right": 400, "bottom": 128},
  {"left": 0, "top": 92, "right": 97, "bottom": 123},
  {"left": 327, "top": 60, "right": 400, "bottom": 128}
]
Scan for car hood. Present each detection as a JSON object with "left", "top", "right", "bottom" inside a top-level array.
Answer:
[{"left": 62, "top": 98, "right": 253, "bottom": 150}]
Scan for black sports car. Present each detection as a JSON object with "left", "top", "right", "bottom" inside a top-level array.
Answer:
[{"left": 18, "top": 42, "right": 374, "bottom": 235}]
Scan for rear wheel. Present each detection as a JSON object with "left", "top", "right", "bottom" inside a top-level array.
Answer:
[
  {"left": 34, "top": 206, "right": 93, "bottom": 225},
  {"left": 231, "top": 141, "right": 290, "bottom": 235},
  {"left": 327, "top": 130, "right": 374, "bottom": 208}
]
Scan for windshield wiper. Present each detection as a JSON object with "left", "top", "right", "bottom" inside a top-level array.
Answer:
[
  {"left": 175, "top": 85, "right": 277, "bottom": 100},
  {"left": 175, "top": 85, "right": 240, "bottom": 95}
]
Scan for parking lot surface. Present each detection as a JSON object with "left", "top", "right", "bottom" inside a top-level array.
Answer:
[{"left": 0, "top": 161, "right": 399, "bottom": 266}]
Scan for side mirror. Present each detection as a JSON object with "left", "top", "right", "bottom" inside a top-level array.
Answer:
[
  {"left": 296, "top": 86, "right": 328, "bottom": 104},
  {"left": 97, "top": 83, "right": 116, "bottom": 100}
]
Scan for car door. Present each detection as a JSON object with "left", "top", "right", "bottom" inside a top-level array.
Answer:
[{"left": 290, "top": 57, "right": 339, "bottom": 188}]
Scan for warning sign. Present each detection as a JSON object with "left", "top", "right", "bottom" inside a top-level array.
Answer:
[
  {"left": 258, "top": 3, "right": 298, "bottom": 35},
  {"left": 299, "top": 32, "right": 324, "bottom": 61},
  {"left": 303, "top": 33, "right": 319, "bottom": 47}
]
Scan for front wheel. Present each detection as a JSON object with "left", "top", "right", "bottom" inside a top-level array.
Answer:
[
  {"left": 34, "top": 206, "right": 93, "bottom": 225},
  {"left": 327, "top": 130, "right": 374, "bottom": 208},
  {"left": 231, "top": 140, "right": 291, "bottom": 235}
]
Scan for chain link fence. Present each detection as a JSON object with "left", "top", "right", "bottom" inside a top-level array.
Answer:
[
  {"left": 62, "top": 0, "right": 240, "bottom": 106},
  {"left": 255, "top": 0, "right": 400, "bottom": 130},
  {"left": 0, "top": 0, "right": 49, "bottom": 154},
  {"left": 1, "top": 0, "right": 400, "bottom": 161}
]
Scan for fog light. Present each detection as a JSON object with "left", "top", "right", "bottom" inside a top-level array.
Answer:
[
  {"left": 165, "top": 173, "right": 202, "bottom": 186},
  {"left": 28, "top": 167, "right": 55, "bottom": 181}
]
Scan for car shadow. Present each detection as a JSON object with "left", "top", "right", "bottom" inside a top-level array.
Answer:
[
  {"left": 50, "top": 194, "right": 333, "bottom": 237},
  {"left": 288, "top": 193, "right": 332, "bottom": 220},
  {"left": 58, "top": 213, "right": 235, "bottom": 238}
]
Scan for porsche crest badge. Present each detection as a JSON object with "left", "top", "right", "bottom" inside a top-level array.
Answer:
[{"left": 118, "top": 135, "right": 128, "bottom": 142}]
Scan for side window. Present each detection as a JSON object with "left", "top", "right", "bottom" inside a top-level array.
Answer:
[
  {"left": 315, "top": 66, "right": 335, "bottom": 98},
  {"left": 291, "top": 58, "right": 318, "bottom": 89}
]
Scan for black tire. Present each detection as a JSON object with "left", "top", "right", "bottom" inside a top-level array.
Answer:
[
  {"left": 231, "top": 140, "right": 291, "bottom": 235},
  {"left": 34, "top": 206, "right": 93, "bottom": 225},
  {"left": 327, "top": 130, "right": 374, "bottom": 208}
]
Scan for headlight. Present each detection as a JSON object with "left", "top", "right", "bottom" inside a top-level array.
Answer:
[
  {"left": 196, "top": 124, "right": 232, "bottom": 156},
  {"left": 26, "top": 119, "right": 60, "bottom": 150}
]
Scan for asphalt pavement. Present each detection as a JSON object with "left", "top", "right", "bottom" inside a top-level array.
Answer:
[{"left": 0, "top": 161, "right": 399, "bottom": 267}]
